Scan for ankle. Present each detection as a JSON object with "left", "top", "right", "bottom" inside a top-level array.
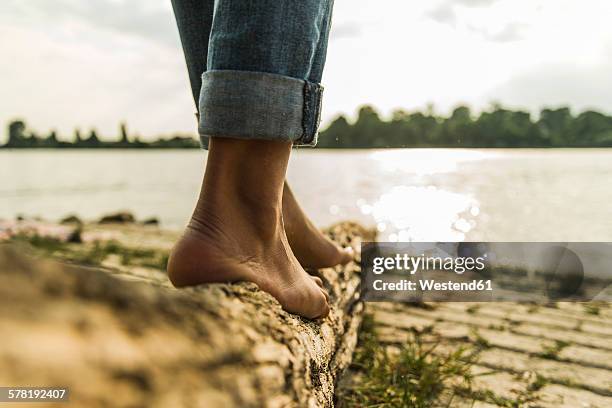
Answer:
[
  {"left": 191, "top": 192, "right": 283, "bottom": 243},
  {"left": 190, "top": 137, "right": 291, "bottom": 242}
]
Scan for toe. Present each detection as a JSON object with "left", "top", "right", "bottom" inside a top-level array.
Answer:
[
  {"left": 339, "top": 246, "right": 354, "bottom": 265},
  {"left": 320, "top": 287, "right": 330, "bottom": 303},
  {"left": 318, "top": 299, "right": 330, "bottom": 319},
  {"left": 311, "top": 275, "right": 324, "bottom": 288},
  {"left": 310, "top": 277, "right": 330, "bottom": 303},
  {"left": 310, "top": 290, "right": 330, "bottom": 319}
]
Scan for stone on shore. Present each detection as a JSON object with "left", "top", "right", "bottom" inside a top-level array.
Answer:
[{"left": 98, "top": 211, "right": 136, "bottom": 224}]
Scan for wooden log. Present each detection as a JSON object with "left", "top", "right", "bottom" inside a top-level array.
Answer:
[{"left": 0, "top": 222, "right": 373, "bottom": 408}]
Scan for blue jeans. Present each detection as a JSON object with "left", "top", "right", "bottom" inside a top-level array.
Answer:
[{"left": 171, "top": 0, "right": 335, "bottom": 146}]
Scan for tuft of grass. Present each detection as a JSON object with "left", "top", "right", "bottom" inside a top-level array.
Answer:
[
  {"left": 9, "top": 234, "right": 169, "bottom": 270},
  {"left": 406, "top": 302, "right": 436, "bottom": 311},
  {"left": 350, "top": 313, "right": 377, "bottom": 370},
  {"left": 537, "top": 340, "right": 570, "bottom": 360},
  {"left": 504, "top": 317, "right": 520, "bottom": 327},
  {"left": 455, "top": 371, "right": 545, "bottom": 408},
  {"left": 466, "top": 305, "right": 480, "bottom": 315},
  {"left": 342, "top": 314, "right": 476, "bottom": 408},
  {"left": 527, "top": 373, "right": 548, "bottom": 392},
  {"left": 454, "top": 387, "right": 523, "bottom": 408},
  {"left": 10, "top": 233, "right": 65, "bottom": 252},
  {"left": 470, "top": 328, "right": 491, "bottom": 349},
  {"left": 545, "top": 301, "right": 559, "bottom": 309},
  {"left": 583, "top": 303, "right": 601, "bottom": 316}
]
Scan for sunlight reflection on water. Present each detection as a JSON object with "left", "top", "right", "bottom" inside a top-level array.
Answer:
[
  {"left": 361, "top": 185, "right": 479, "bottom": 242},
  {"left": 356, "top": 149, "right": 495, "bottom": 241}
]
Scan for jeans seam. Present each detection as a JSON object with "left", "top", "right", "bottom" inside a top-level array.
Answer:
[
  {"left": 301, "top": 82, "right": 312, "bottom": 143},
  {"left": 296, "top": 81, "right": 323, "bottom": 146}
]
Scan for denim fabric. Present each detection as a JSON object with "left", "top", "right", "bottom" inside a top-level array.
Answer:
[{"left": 171, "top": 0, "right": 334, "bottom": 146}]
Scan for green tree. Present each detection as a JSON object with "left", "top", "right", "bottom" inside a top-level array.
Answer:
[
  {"left": 319, "top": 115, "right": 352, "bottom": 147},
  {"left": 538, "top": 107, "right": 572, "bottom": 146},
  {"left": 352, "top": 106, "right": 385, "bottom": 147},
  {"left": 404, "top": 112, "right": 438, "bottom": 146},
  {"left": 439, "top": 106, "right": 474, "bottom": 146},
  {"left": 83, "top": 129, "right": 100, "bottom": 147},
  {"left": 120, "top": 122, "right": 129, "bottom": 145},
  {"left": 567, "top": 111, "right": 612, "bottom": 146},
  {"left": 7, "top": 120, "right": 26, "bottom": 147}
]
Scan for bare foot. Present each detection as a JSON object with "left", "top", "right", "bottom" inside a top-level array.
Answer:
[
  {"left": 283, "top": 182, "right": 353, "bottom": 269},
  {"left": 167, "top": 138, "right": 330, "bottom": 319}
]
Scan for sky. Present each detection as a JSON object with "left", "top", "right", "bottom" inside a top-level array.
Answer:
[{"left": 1, "top": 0, "right": 612, "bottom": 142}]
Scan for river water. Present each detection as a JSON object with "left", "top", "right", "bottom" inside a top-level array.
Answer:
[{"left": 1, "top": 148, "right": 611, "bottom": 241}]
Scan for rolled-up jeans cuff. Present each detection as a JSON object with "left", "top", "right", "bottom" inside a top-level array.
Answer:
[{"left": 198, "top": 70, "right": 323, "bottom": 147}]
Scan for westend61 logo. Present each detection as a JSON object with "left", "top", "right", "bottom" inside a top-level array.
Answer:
[
  {"left": 370, "top": 253, "right": 492, "bottom": 294},
  {"left": 372, "top": 253, "right": 486, "bottom": 275},
  {"left": 361, "top": 242, "right": 612, "bottom": 302}
]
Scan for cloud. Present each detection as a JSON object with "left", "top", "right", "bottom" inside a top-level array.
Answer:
[
  {"left": 1, "top": 0, "right": 364, "bottom": 45},
  {"left": 487, "top": 61, "right": 612, "bottom": 114},
  {"left": 331, "top": 22, "right": 362, "bottom": 40},
  {"left": 470, "top": 22, "right": 526, "bottom": 42},
  {"left": 0, "top": 0, "right": 179, "bottom": 48},
  {"left": 427, "top": 0, "right": 500, "bottom": 26},
  {"left": 428, "top": 4, "right": 458, "bottom": 25},
  {"left": 427, "top": 0, "right": 524, "bottom": 42},
  {"left": 452, "top": 0, "right": 498, "bottom": 7}
]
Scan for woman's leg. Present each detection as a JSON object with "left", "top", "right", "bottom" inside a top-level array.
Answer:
[
  {"left": 282, "top": 182, "right": 353, "bottom": 268},
  {"left": 172, "top": 0, "right": 350, "bottom": 270},
  {"left": 169, "top": 0, "right": 336, "bottom": 318},
  {"left": 170, "top": 0, "right": 213, "bottom": 108}
]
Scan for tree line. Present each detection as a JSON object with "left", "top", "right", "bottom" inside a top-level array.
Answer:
[
  {"left": 4, "top": 104, "right": 612, "bottom": 149},
  {"left": 2, "top": 120, "right": 199, "bottom": 149},
  {"left": 317, "top": 105, "right": 612, "bottom": 148}
]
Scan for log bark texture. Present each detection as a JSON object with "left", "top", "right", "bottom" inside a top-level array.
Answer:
[{"left": 0, "top": 222, "right": 372, "bottom": 408}]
